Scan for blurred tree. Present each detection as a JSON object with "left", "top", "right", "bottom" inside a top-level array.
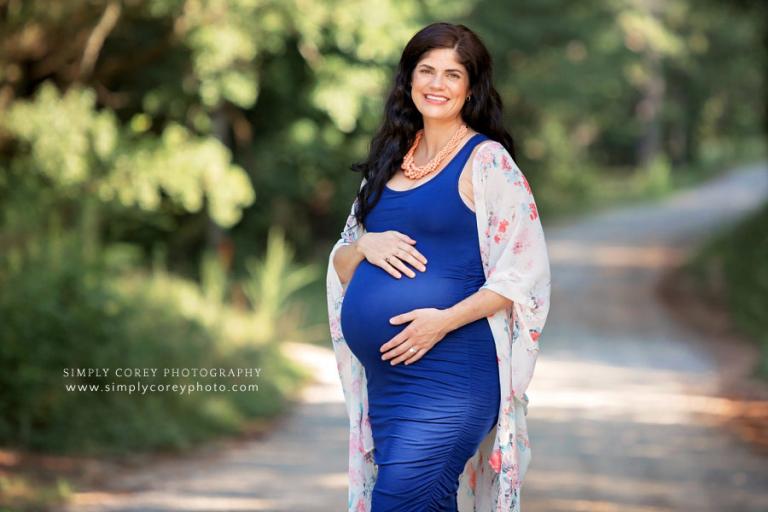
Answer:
[
  {"left": 1, "top": 82, "right": 254, "bottom": 260},
  {"left": 470, "top": 0, "right": 763, "bottom": 170},
  {"left": 725, "top": 0, "right": 767, "bottom": 143},
  {"left": 0, "top": 0, "right": 763, "bottom": 270}
]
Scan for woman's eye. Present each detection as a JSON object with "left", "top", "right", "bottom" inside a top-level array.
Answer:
[{"left": 418, "top": 69, "right": 460, "bottom": 79}]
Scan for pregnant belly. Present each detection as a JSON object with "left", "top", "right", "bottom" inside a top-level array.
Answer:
[{"left": 340, "top": 260, "right": 482, "bottom": 368}]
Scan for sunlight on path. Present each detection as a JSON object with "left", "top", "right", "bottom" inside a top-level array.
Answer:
[
  {"left": 522, "top": 162, "right": 768, "bottom": 512},
  {"left": 65, "top": 162, "right": 768, "bottom": 512},
  {"left": 65, "top": 342, "right": 349, "bottom": 512}
]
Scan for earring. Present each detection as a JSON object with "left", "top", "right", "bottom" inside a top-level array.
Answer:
[{"left": 466, "top": 95, "right": 471, "bottom": 101}]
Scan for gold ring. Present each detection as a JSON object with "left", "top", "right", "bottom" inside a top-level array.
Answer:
[{"left": 408, "top": 347, "right": 417, "bottom": 354}]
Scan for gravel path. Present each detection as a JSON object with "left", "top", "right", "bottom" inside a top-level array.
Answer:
[
  {"left": 65, "top": 162, "right": 768, "bottom": 512},
  {"left": 523, "top": 161, "right": 768, "bottom": 512}
]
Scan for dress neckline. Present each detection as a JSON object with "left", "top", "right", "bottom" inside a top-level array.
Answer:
[{"left": 385, "top": 133, "right": 484, "bottom": 194}]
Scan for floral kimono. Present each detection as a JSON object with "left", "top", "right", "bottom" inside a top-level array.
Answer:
[{"left": 325, "top": 140, "right": 552, "bottom": 511}]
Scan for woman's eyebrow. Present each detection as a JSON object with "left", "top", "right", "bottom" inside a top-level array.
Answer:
[{"left": 417, "top": 64, "right": 464, "bottom": 74}]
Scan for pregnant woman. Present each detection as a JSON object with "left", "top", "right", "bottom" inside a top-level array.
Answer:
[
  {"left": 327, "top": 23, "right": 551, "bottom": 512},
  {"left": 342, "top": 128, "right": 499, "bottom": 511}
]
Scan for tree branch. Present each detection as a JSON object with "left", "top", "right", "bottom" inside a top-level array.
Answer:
[{"left": 78, "top": 1, "right": 121, "bottom": 81}]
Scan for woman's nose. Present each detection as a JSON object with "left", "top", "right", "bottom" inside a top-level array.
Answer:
[{"left": 429, "top": 74, "right": 444, "bottom": 87}]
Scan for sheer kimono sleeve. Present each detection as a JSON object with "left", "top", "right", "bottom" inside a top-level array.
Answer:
[
  {"left": 326, "top": 178, "right": 367, "bottom": 424},
  {"left": 474, "top": 141, "right": 551, "bottom": 400},
  {"left": 325, "top": 178, "right": 376, "bottom": 510}
]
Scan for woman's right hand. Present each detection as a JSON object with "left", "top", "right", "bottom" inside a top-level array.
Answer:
[{"left": 355, "top": 231, "right": 428, "bottom": 279}]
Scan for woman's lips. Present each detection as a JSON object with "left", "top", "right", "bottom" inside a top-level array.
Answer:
[{"left": 424, "top": 94, "right": 449, "bottom": 105}]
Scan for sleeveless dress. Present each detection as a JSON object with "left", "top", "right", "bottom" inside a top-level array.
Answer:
[{"left": 340, "top": 133, "right": 501, "bottom": 512}]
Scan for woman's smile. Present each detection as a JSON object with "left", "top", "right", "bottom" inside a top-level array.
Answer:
[{"left": 424, "top": 93, "right": 449, "bottom": 104}]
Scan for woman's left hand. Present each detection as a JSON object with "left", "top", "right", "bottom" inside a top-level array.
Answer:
[{"left": 380, "top": 308, "right": 452, "bottom": 366}]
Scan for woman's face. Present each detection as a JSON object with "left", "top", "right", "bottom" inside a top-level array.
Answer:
[{"left": 410, "top": 48, "right": 470, "bottom": 123}]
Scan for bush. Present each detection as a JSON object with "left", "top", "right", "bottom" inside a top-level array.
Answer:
[
  {"left": 0, "top": 234, "right": 308, "bottom": 454},
  {"left": 685, "top": 201, "right": 768, "bottom": 378}
]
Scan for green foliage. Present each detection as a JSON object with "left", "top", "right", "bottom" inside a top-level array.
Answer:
[
  {"left": 685, "top": 202, "right": 768, "bottom": 378},
  {"left": 243, "top": 226, "right": 320, "bottom": 343},
  {"left": 639, "top": 153, "right": 673, "bottom": 196},
  {"left": 2, "top": 0, "right": 762, "bottom": 260},
  {"left": 201, "top": 249, "right": 229, "bottom": 311},
  {"left": 0, "top": 232, "right": 307, "bottom": 454},
  {"left": 3, "top": 83, "right": 118, "bottom": 188},
  {"left": 0, "top": 0, "right": 765, "bottom": 464},
  {"left": 2, "top": 82, "right": 255, "bottom": 228},
  {"left": 0, "top": 474, "right": 71, "bottom": 512}
]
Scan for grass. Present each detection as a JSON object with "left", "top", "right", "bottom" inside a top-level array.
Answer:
[
  {"left": 0, "top": 229, "right": 315, "bottom": 510},
  {"left": 0, "top": 473, "right": 71, "bottom": 512},
  {"left": 542, "top": 142, "right": 766, "bottom": 225},
  {"left": 681, "top": 201, "right": 768, "bottom": 379}
]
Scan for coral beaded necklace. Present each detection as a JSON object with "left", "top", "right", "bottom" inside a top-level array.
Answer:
[{"left": 401, "top": 123, "right": 468, "bottom": 180}]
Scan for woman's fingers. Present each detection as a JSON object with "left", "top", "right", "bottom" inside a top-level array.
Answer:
[
  {"left": 389, "top": 256, "right": 416, "bottom": 278},
  {"left": 393, "top": 231, "right": 417, "bottom": 245},
  {"left": 382, "top": 338, "right": 415, "bottom": 362},
  {"left": 397, "top": 245, "right": 427, "bottom": 271},
  {"left": 397, "top": 242, "right": 427, "bottom": 264},
  {"left": 403, "top": 348, "right": 424, "bottom": 365},
  {"left": 389, "top": 247, "right": 427, "bottom": 278},
  {"left": 366, "top": 231, "right": 428, "bottom": 278},
  {"left": 389, "top": 344, "right": 424, "bottom": 366},
  {"left": 380, "top": 258, "right": 402, "bottom": 279}
]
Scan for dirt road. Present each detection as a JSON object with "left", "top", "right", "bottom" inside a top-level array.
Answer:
[{"left": 65, "top": 162, "right": 768, "bottom": 511}]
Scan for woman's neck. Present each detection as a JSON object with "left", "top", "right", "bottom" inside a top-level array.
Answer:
[{"left": 419, "top": 119, "right": 466, "bottom": 160}]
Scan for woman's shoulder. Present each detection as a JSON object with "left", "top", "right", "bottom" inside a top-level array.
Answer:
[
  {"left": 468, "top": 135, "right": 506, "bottom": 168},
  {"left": 474, "top": 135, "right": 504, "bottom": 153}
]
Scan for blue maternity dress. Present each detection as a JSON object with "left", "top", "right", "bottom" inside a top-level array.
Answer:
[{"left": 340, "top": 133, "right": 500, "bottom": 511}]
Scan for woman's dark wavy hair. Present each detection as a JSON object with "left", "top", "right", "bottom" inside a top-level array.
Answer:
[{"left": 349, "top": 22, "right": 516, "bottom": 229}]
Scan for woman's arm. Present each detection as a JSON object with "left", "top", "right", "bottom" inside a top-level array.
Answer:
[
  {"left": 333, "top": 239, "right": 366, "bottom": 289},
  {"left": 445, "top": 140, "right": 551, "bottom": 343},
  {"left": 329, "top": 178, "right": 368, "bottom": 292},
  {"left": 441, "top": 288, "right": 513, "bottom": 332},
  {"left": 442, "top": 142, "right": 517, "bottom": 331}
]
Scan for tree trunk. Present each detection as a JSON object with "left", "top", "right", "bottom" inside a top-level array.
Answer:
[
  {"left": 208, "top": 103, "right": 234, "bottom": 272},
  {"left": 636, "top": 46, "right": 665, "bottom": 168}
]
